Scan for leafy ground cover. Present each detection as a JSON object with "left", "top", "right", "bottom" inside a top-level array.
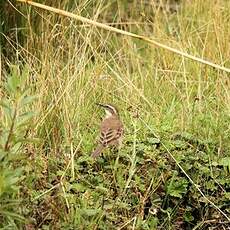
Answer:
[{"left": 0, "top": 0, "right": 230, "bottom": 229}]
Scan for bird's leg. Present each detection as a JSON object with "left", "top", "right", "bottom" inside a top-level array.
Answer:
[{"left": 113, "top": 144, "right": 122, "bottom": 183}]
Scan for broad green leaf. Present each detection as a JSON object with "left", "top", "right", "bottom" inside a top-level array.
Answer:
[{"left": 167, "top": 176, "right": 189, "bottom": 198}]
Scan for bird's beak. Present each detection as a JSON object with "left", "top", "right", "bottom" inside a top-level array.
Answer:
[{"left": 96, "top": 103, "right": 105, "bottom": 107}]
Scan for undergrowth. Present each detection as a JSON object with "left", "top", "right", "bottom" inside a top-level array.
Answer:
[
  {"left": 0, "top": 0, "right": 230, "bottom": 229},
  {"left": 0, "top": 66, "right": 36, "bottom": 228}
]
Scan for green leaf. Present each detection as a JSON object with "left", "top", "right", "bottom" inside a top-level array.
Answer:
[
  {"left": 166, "top": 175, "right": 189, "bottom": 198},
  {"left": 184, "top": 210, "right": 194, "bottom": 222},
  {"left": 0, "top": 98, "right": 12, "bottom": 109},
  {"left": 71, "top": 183, "right": 86, "bottom": 192},
  {"left": 8, "top": 142, "right": 22, "bottom": 155},
  {"left": 0, "top": 150, "right": 7, "bottom": 161},
  {"left": 16, "top": 137, "right": 40, "bottom": 144},
  {"left": 80, "top": 208, "right": 101, "bottom": 216},
  {"left": 173, "top": 140, "right": 187, "bottom": 149},
  {"left": 95, "top": 185, "right": 109, "bottom": 194},
  {"left": 6, "top": 74, "right": 20, "bottom": 94},
  {"left": 0, "top": 99, "right": 13, "bottom": 120},
  {"left": 147, "top": 137, "right": 160, "bottom": 145},
  {"left": 0, "top": 168, "right": 22, "bottom": 197},
  {"left": 16, "top": 111, "right": 36, "bottom": 127},
  {"left": 20, "top": 95, "right": 38, "bottom": 106},
  {"left": 0, "top": 210, "right": 25, "bottom": 222},
  {"left": 219, "top": 157, "right": 230, "bottom": 171},
  {"left": 77, "top": 155, "right": 92, "bottom": 163},
  {"left": 20, "top": 65, "right": 30, "bottom": 86},
  {"left": 224, "top": 192, "right": 230, "bottom": 199},
  {"left": 0, "top": 175, "right": 6, "bottom": 197}
]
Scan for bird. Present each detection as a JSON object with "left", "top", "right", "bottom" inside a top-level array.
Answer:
[{"left": 91, "top": 103, "right": 124, "bottom": 158}]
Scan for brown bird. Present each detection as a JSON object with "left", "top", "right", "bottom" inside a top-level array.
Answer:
[{"left": 91, "top": 103, "right": 124, "bottom": 158}]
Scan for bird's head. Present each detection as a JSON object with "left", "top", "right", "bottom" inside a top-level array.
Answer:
[{"left": 96, "top": 103, "right": 119, "bottom": 118}]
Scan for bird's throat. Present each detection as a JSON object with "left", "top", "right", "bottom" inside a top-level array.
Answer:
[{"left": 104, "top": 110, "right": 113, "bottom": 118}]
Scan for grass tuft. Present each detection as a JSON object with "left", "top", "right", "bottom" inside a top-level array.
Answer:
[{"left": 1, "top": 0, "right": 230, "bottom": 228}]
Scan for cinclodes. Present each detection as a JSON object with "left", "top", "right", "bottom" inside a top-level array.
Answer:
[{"left": 91, "top": 103, "right": 124, "bottom": 158}]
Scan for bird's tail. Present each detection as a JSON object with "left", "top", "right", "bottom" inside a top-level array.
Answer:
[{"left": 91, "top": 145, "right": 104, "bottom": 158}]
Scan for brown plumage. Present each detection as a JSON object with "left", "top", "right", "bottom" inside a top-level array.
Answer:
[{"left": 91, "top": 103, "right": 124, "bottom": 158}]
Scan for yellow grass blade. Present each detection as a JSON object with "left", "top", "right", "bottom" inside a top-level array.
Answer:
[{"left": 17, "top": 0, "right": 230, "bottom": 73}]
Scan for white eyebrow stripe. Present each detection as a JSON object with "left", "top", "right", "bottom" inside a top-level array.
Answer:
[{"left": 105, "top": 104, "right": 117, "bottom": 114}]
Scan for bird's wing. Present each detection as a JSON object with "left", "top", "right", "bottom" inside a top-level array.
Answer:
[{"left": 99, "top": 127, "right": 123, "bottom": 146}]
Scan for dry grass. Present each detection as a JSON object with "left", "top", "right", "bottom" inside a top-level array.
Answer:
[{"left": 1, "top": 0, "right": 230, "bottom": 228}]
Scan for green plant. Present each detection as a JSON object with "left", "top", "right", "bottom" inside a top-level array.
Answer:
[
  {"left": 1, "top": 0, "right": 230, "bottom": 228},
  {"left": 0, "top": 66, "right": 36, "bottom": 227}
]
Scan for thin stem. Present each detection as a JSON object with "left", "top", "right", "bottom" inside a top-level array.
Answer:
[{"left": 4, "top": 104, "right": 17, "bottom": 152}]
